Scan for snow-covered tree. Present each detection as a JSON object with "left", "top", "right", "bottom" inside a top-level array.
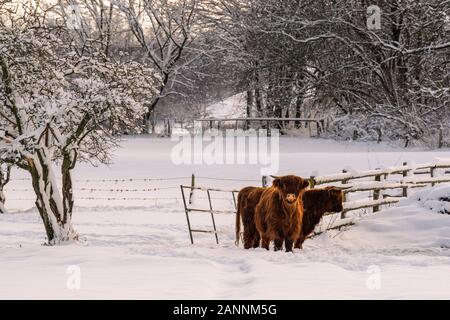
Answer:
[
  {"left": 200, "top": 0, "right": 449, "bottom": 142},
  {"left": 0, "top": 3, "right": 158, "bottom": 243},
  {"left": 117, "top": 0, "right": 199, "bottom": 133}
]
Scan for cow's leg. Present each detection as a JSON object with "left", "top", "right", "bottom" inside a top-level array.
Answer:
[
  {"left": 274, "top": 237, "right": 283, "bottom": 251},
  {"left": 243, "top": 208, "right": 255, "bottom": 249},
  {"left": 261, "top": 234, "right": 271, "bottom": 250},
  {"left": 243, "top": 228, "right": 254, "bottom": 249},
  {"left": 252, "top": 233, "right": 261, "bottom": 248},
  {"left": 285, "top": 238, "right": 294, "bottom": 252},
  {"left": 250, "top": 224, "right": 260, "bottom": 248},
  {"left": 294, "top": 236, "right": 304, "bottom": 249}
]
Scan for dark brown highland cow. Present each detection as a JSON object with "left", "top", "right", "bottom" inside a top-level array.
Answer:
[
  {"left": 294, "top": 187, "right": 344, "bottom": 249},
  {"left": 254, "top": 175, "right": 309, "bottom": 252}
]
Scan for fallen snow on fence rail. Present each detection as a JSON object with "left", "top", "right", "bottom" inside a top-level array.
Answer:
[
  {"left": 342, "top": 197, "right": 400, "bottom": 213},
  {"left": 343, "top": 181, "right": 426, "bottom": 192},
  {"left": 403, "top": 176, "right": 450, "bottom": 184},
  {"left": 314, "top": 158, "right": 450, "bottom": 184}
]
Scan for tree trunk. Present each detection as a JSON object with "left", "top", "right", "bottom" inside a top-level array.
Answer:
[
  {"left": 27, "top": 149, "right": 77, "bottom": 245},
  {"left": 246, "top": 90, "right": 254, "bottom": 130},
  {"left": 0, "top": 186, "right": 6, "bottom": 214},
  {"left": 145, "top": 108, "right": 157, "bottom": 135},
  {"left": 376, "top": 127, "right": 383, "bottom": 143},
  {"left": 273, "top": 104, "right": 282, "bottom": 130},
  {"left": 62, "top": 152, "right": 76, "bottom": 227},
  {"left": 246, "top": 90, "right": 254, "bottom": 118},
  {"left": 295, "top": 94, "right": 303, "bottom": 128},
  {"left": 145, "top": 72, "right": 170, "bottom": 134},
  {"left": 295, "top": 108, "right": 302, "bottom": 128},
  {"left": 255, "top": 88, "right": 263, "bottom": 116},
  {"left": 0, "top": 165, "right": 10, "bottom": 214},
  {"left": 0, "top": 201, "right": 6, "bottom": 214}
]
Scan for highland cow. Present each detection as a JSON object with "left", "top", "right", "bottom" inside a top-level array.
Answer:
[
  {"left": 294, "top": 187, "right": 344, "bottom": 249},
  {"left": 254, "top": 175, "right": 309, "bottom": 252}
]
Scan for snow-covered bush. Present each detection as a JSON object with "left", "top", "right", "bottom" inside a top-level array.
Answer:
[
  {"left": 408, "top": 185, "right": 450, "bottom": 214},
  {"left": 327, "top": 115, "right": 385, "bottom": 142},
  {"left": 327, "top": 112, "right": 450, "bottom": 147}
]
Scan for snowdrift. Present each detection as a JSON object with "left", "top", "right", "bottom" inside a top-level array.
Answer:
[
  {"left": 335, "top": 184, "right": 450, "bottom": 250},
  {"left": 407, "top": 184, "right": 450, "bottom": 215}
]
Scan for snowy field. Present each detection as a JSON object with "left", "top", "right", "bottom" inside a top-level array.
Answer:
[{"left": 1, "top": 137, "right": 450, "bottom": 299}]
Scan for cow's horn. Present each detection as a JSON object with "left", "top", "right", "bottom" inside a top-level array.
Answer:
[{"left": 335, "top": 186, "right": 352, "bottom": 190}]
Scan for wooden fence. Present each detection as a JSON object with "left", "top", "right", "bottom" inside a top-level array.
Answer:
[
  {"left": 181, "top": 160, "right": 450, "bottom": 244},
  {"left": 195, "top": 117, "right": 326, "bottom": 137},
  {"left": 305, "top": 160, "right": 450, "bottom": 218}
]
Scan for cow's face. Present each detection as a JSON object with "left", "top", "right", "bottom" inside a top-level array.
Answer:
[
  {"left": 327, "top": 188, "right": 344, "bottom": 212},
  {"left": 273, "top": 175, "right": 310, "bottom": 204}
]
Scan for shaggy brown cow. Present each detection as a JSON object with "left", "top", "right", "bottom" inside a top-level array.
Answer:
[
  {"left": 255, "top": 175, "right": 309, "bottom": 252},
  {"left": 294, "top": 187, "right": 344, "bottom": 249},
  {"left": 235, "top": 186, "right": 265, "bottom": 249}
]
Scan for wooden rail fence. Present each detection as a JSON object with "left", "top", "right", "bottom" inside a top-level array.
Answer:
[
  {"left": 195, "top": 117, "right": 326, "bottom": 137},
  {"left": 182, "top": 160, "right": 450, "bottom": 244},
  {"left": 307, "top": 160, "right": 450, "bottom": 218}
]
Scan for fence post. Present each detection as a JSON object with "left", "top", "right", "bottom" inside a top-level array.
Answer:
[
  {"left": 262, "top": 175, "right": 268, "bottom": 187},
  {"left": 180, "top": 186, "right": 194, "bottom": 245},
  {"left": 206, "top": 189, "right": 219, "bottom": 244},
  {"left": 309, "top": 176, "right": 316, "bottom": 189},
  {"left": 232, "top": 191, "right": 237, "bottom": 209},
  {"left": 431, "top": 165, "right": 436, "bottom": 187},
  {"left": 189, "top": 174, "right": 195, "bottom": 204},
  {"left": 438, "top": 127, "right": 443, "bottom": 149},
  {"left": 373, "top": 171, "right": 381, "bottom": 212},
  {"left": 402, "top": 162, "right": 408, "bottom": 197},
  {"left": 167, "top": 119, "right": 172, "bottom": 136},
  {"left": 341, "top": 169, "right": 348, "bottom": 219}
]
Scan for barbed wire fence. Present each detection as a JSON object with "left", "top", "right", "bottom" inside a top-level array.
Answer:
[
  {"left": 5, "top": 160, "right": 450, "bottom": 244},
  {"left": 3, "top": 174, "right": 262, "bottom": 209}
]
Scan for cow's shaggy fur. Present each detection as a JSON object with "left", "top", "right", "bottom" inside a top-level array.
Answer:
[
  {"left": 236, "top": 185, "right": 344, "bottom": 251},
  {"left": 255, "top": 175, "right": 309, "bottom": 252},
  {"left": 235, "top": 186, "right": 265, "bottom": 248},
  {"left": 294, "top": 187, "right": 344, "bottom": 249}
]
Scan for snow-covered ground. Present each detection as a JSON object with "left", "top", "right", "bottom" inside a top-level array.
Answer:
[
  {"left": 1, "top": 137, "right": 450, "bottom": 299},
  {"left": 205, "top": 93, "right": 246, "bottom": 119}
]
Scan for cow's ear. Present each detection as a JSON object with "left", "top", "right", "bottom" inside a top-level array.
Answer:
[
  {"left": 301, "top": 179, "right": 310, "bottom": 189},
  {"left": 272, "top": 178, "right": 281, "bottom": 189},
  {"left": 329, "top": 188, "right": 342, "bottom": 198}
]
